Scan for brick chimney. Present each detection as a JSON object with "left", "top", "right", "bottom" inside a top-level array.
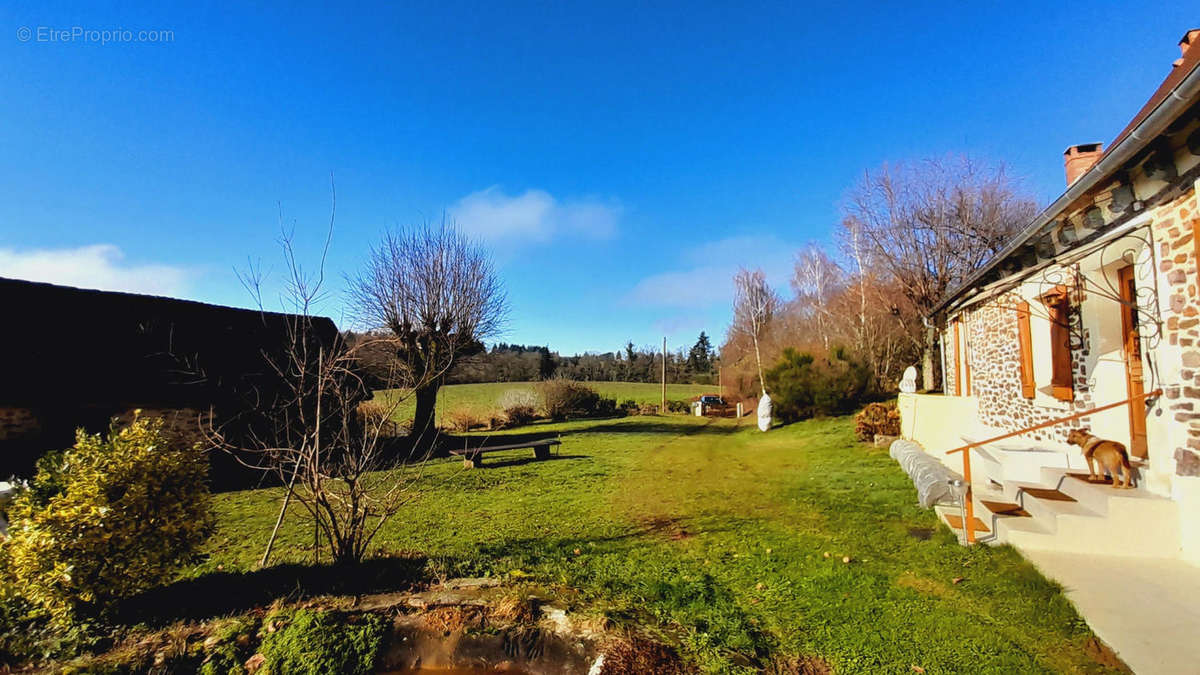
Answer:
[
  {"left": 1064, "top": 143, "right": 1104, "bottom": 186},
  {"left": 1175, "top": 28, "right": 1200, "bottom": 67}
]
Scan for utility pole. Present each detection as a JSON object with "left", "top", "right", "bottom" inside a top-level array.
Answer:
[{"left": 661, "top": 336, "right": 667, "bottom": 412}]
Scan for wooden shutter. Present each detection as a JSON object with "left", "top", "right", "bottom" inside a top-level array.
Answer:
[
  {"left": 962, "top": 317, "right": 972, "bottom": 395},
  {"left": 1043, "top": 289, "right": 1074, "bottom": 401},
  {"left": 1016, "top": 302, "right": 1035, "bottom": 398},
  {"left": 953, "top": 320, "right": 962, "bottom": 395}
]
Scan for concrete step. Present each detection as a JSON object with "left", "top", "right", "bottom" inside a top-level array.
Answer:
[{"left": 992, "top": 477, "right": 1183, "bottom": 557}]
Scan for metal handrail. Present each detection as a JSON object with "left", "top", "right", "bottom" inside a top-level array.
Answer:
[{"left": 947, "top": 388, "right": 1162, "bottom": 544}]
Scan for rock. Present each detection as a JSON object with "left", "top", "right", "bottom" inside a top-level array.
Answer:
[
  {"left": 244, "top": 653, "right": 265, "bottom": 674},
  {"left": 442, "top": 577, "right": 501, "bottom": 590},
  {"left": 406, "top": 589, "right": 489, "bottom": 610},
  {"left": 873, "top": 434, "right": 900, "bottom": 448}
]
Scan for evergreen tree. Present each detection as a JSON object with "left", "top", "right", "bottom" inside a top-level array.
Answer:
[{"left": 687, "top": 331, "right": 713, "bottom": 373}]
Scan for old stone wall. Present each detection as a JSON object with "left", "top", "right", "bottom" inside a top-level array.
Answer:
[
  {"left": 947, "top": 276, "right": 1093, "bottom": 445},
  {"left": 1154, "top": 188, "right": 1200, "bottom": 477}
]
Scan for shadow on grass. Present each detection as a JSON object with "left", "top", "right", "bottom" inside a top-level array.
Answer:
[
  {"left": 116, "top": 555, "right": 428, "bottom": 627},
  {"left": 469, "top": 453, "right": 591, "bottom": 469},
  {"left": 572, "top": 420, "right": 741, "bottom": 436}
]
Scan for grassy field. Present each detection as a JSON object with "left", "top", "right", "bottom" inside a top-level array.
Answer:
[
  {"left": 375, "top": 380, "right": 715, "bottom": 425},
  {"left": 198, "top": 411, "right": 1119, "bottom": 674}
]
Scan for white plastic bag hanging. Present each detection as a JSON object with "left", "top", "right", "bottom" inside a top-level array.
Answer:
[{"left": 756, "top": 393, "right": 772, "bottom": 432}]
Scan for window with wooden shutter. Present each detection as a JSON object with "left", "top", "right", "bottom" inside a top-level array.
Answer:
[
  {"left": 1016, "top": 301, "right": 1035, "bottom": 398},
  {"left": 1041, "top": 287, "right": 1074, "bottom": 401}
]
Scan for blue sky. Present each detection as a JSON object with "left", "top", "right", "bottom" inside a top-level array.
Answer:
[{"left": 1, "top": 2, "right": 1195, "bottom": 354}]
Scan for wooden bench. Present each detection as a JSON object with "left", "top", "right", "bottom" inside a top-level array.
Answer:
[{"left": 449, "top": 438, "right": 562, "bottom": 468}]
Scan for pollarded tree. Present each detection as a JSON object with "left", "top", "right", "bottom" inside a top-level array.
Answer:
[{"left": 350, "top": 222, "right": 506, "bottom": 452}]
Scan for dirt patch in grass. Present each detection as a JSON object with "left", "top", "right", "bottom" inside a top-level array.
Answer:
[
  {"left": 600, "top": 635, "right": 686, "bottom": 674},
  {"left": 764, "top": 655, "right": 834, "bottom": 675},
  {"left": 639, "top": 515, "right": 692, "bottom": 541},
  {"left": 906, "top": 526, "right": 934, "bottom": 540},
  {"left": 1084, "top": 636, "right": 1132, "bottom": 673}
]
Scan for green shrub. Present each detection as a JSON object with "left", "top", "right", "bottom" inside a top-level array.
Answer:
[
  {"left": 259, "top": 609, "right": 387, "bottom": 675},
  {"left": 665, "top": 400, "right": 690, "bottom": 414},
  {"left": 536, "top": 379, "right": 601, "bottom": 421},
  {"left": 594, "top": 397, "right": 619, "bottom": 417},
  {"left": 1, "top": 415, "right": 213, "bottom": 628},
  {"left": 764, "top": 347, "right": 873, "bottom": 423},
  {"left": 854, "top": 402, "right": 901, "bottom": 441}
]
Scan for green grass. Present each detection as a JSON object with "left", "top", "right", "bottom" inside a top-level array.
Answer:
[
  {"left": 375, "top": 380, "right": 715, "bottom": 424},
  {"left": 200, "top": 414, "right": 1116, "bottom": 674}
]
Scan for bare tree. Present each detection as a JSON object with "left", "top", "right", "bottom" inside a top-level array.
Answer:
[
  {"left": 841, "top": 155, "right": 1036, "bottom": 389},
  {"left": 349, "top": 221, "right": 506, "bottom": 452},
  {"left": 732, "top": 268, "right": 779, "bottom": 396},
  {"left": 208, "top": 197, "right": 431, "bottom": 566},
  {"left": 792, "top": 244, "right": 844, "bottom": 352}
]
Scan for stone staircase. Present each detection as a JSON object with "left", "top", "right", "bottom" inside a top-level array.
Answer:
[{"left": 936, "top": 461, "right": 1183, "bottom": 558}]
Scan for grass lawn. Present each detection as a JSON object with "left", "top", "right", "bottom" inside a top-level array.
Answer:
[
  {"left": 201, "top": 412, "right": 1116, "bottom": 673},
  {"left": 374, "top": 380, "right": 715, "bottom": 424}
]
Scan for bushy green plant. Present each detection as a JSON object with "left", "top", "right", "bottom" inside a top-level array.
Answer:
[
  {"left": 665, "top": 400, "right": 690, "bottom": 414},
  {"left": 854, "top": 402, "right": 901, "bottom": 441},
  {"left": 259, "top": 609, "right": 387, "bottom": 675},
  {"left": 594, "top": 397, "right": 619, "bottom": 417},
  {"left": 764, "top": 347, "right": 873, "bottom": 423},
  {"left": 1, "top": 415, "right": 213, "bottom": 628},
  {"left": 536, "top": 379, "right": 601, "bottom": 421}
]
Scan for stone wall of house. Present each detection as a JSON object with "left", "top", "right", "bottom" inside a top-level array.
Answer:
[
  {"left": 1154, "top": 188, "right": 1200, "bottom": 477},
  {"left": 0, "top": 407, "right": 40, "bottom": 441},
  {"left": 946, "top": 277, "right": 1094, "bottom": 445}
]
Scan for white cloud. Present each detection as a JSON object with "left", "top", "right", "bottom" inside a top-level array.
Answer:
[
  {"left": 627, "top": 234, "right": 796, "bottom": 309},
  {"left": 0, "top": 244, "right": 192, "bottom": 296},
  {"left": 449, "top": 187, "right": 620, "bottom": 245}
]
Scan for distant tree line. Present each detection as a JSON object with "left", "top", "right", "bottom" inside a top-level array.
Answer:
[{"left": 345, "top": 333, "right": 719, "bottom": 386}]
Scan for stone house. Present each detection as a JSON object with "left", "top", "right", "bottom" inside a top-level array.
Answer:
[
  {"left": 0, "top": 277, "right": 339, "bottom": 488},
  {"left": 900, "top": 29, "right": 1200, "bottom": 561}
]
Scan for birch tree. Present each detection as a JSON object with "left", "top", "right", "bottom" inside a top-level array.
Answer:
[{"left": 732, "top": 268, "right": 779, "bottom": 396}]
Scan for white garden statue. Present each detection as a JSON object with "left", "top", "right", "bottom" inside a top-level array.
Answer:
[
  {"left": 899, "top": 366, "right": 918, "bottom": 394},
  {"left": 757, "top": 393, "right": 772, "bottom": 432}
]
